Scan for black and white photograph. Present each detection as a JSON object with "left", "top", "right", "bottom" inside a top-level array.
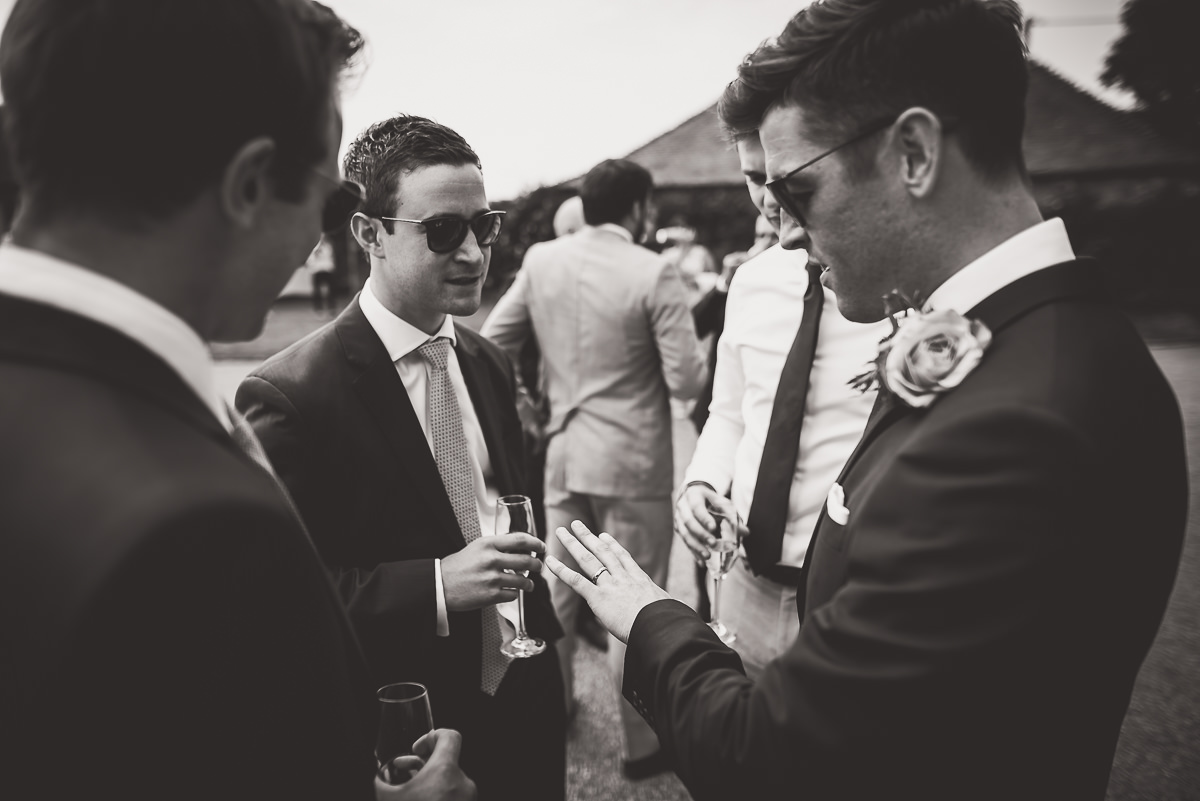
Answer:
[{"left": 1, "top": 1, "right": 1196, "bottom": 799}]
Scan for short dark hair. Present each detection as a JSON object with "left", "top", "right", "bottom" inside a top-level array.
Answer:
[
  {"left": 579, "top": 160, "right": 654, "bottom": 226},
  {"left": 718, "top": 0, "right": 1029, "bottom": 179},
  {"left": 0, "top": 0, "right": 363, "bottom": 226},
  {"left": 342, "top": 114, "right": 480, "bottom": 233}
]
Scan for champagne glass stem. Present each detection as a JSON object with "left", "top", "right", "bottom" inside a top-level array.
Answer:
[
  {"left": 516, "top": 588, "right": 528, "bottom": 638},
  {"left": 711, "top": 574, "right": 723, "bottom": 626}
]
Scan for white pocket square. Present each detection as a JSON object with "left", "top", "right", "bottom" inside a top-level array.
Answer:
[{"left": 827, "top": 483, "right": 849, "bottom": 526}]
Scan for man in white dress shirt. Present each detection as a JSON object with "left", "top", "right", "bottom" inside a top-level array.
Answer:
[
  {"left": 675, "top": 130, "right": 890, "bottom": 679},
  {"left": 237, "top": 114, "right": 566, "bottom": 801}
]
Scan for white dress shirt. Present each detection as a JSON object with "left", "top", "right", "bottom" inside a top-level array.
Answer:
[
  {"left": 0, "top": 244, "right": 231, "bottom": 432},
  {"left": 685, "top": 244, "right": 891, "bottom": 568},
  {"left": 925, "top": 218, "right": 1076, "bottom": 313},
  {"left": 359, "top": 278, "right": 516, "bottom": 634}
]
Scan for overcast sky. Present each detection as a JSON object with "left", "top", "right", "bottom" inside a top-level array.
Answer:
[{"left": 0, "top": 0, "right": 1131, "bottom": 200}]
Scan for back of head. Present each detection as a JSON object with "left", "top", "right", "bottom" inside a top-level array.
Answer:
[
  {"left": 579, "top": 159, "right": 653, "bottom": 226},
  {"left": 0, "top": 0, "right": 363, "bottom": 229},
  {"left": 342, "top": 114, "right": 480, "bottom": 229},
  {"left": 718, "top": 0, "right": 1029, "bottom": 181},
  {"left": 552, "top": 195, "right": 585, "bottom": 238}
]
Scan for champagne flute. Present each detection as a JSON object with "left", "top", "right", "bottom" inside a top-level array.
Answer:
[
  {"left": 496, "top": 494, "right": 546, "bottom": 658},
  {"left": 375, "top": 682, "right": 434, "bottom": 784},
  {"left": 706, "top": 505, "right": 742, "bottom": 645}
]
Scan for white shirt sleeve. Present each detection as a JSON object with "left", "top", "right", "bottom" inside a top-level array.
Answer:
[{"left": 435, "top": 558, "right": 449, "bottom": 637}]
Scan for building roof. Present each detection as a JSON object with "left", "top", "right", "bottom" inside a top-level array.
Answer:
[{"left": 605, "top": 62, "right": 1199, "bottom": 189}]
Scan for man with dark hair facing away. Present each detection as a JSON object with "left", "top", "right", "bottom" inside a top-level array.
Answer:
[
  {"left": 483, "top": 158, "right": 705, "bottom": 780},
  {"left": 547, "top": 2, "right": 1187, "bottom": 800},
  {"left": 0, "top": 2, "right": 473, "bottom": 800},
  {"left": 238, "top": 114, "right": 566, "bottom": 801}
]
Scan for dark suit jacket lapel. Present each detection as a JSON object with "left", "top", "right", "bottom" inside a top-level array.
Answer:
[
  {"left": 798, "top": 258, "right": 1102, "bottom": 622},
  {"left": 335, "top": 296, "right": 463, "bottom": 544},
  {"left": 455, "top": 325, "right": 517, "bottom": 496}
]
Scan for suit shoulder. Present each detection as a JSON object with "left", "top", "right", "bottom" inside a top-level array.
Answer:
[
  {"left": 245, "top": 316, "right": 342, "bottom": 394},
  {"left": 457, "top": 324, "right": 515, "bottom": 381}
]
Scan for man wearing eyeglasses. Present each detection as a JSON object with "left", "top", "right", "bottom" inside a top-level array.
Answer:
[
  {"left": 237, "top": 114, "right": 566, "bottom": 801},
  {"left": 483, "top": 158, "right": 705, "bottom": 780},
  {"left": 543, "top": 2, "right": 1187, "bottom": 800}
]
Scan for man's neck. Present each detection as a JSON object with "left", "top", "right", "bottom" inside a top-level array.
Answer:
[
  {"left": 12, "top": 216, "right": 222, "bottom": 340},
  {"left": 911, "top": 182, "right": 1044, "bottom": 304}
]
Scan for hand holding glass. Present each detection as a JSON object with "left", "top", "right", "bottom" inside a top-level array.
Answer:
[
  {"left": 375, "top": 682, "right": 434, "bottom": 785},
  {"left": 705, "top": 504, "right": 742, "bottom": 645},
  {"left": 496, "top": 494, "right": 546, "bottom": 658}
]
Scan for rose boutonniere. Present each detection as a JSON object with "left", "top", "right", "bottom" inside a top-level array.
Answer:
[{"left": 851, "top": 291, "right": 992, "bottom": 408}]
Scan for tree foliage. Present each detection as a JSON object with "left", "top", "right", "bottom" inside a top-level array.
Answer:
[{"left": 1101, "top": 0, "right": 1200, "bottom": 143}]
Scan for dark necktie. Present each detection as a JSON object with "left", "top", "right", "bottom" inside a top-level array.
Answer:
[
  {"left": 417, "top": 338, "right": 512, "bottom": 696},
  {"left": 745, "top": 260, "right": 824, "bottom": 575}
]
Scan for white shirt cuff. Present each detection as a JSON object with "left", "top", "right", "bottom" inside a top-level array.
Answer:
[{"left": 434, "top": 558, "right": 449, "bottom": 637}]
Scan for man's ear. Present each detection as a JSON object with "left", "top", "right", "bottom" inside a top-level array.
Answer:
[
  {"left": 350, "top": 212, "right": 386, "bottom": 258},
  {"left": 221, "top": 137, "right": 277, "bottom": 230},
  {"left": 893, "top": 107, "right": 944, "bottom": 200}
]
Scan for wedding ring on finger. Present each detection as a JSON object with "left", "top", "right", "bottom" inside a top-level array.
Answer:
[{"left": 589, "top": 567, "right": 610, "bottom": 584}]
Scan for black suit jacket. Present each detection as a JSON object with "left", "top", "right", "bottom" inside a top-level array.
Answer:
[
  {"left": 0, "top": 295, "right": 376, "bottom": 800},
  {"left": 236, "top": 296, "right": 561, "bottom": 733},
  {"left": 623, "top": 261, "right": 1188, "bottom": 801}
]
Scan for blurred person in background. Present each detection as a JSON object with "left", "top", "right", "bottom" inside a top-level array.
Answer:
[
  {"left": 483, "top": 158, "right": 704, "bottom": 780},
  {"left": 487, "top": 193, "right": 609, "bottom": 653},
  {"left": 677, "top": 124, "right": 889, "bottom": 680},
  {"left": 237, "top": 113, "right": 565, "bottom": 801},
  {"left": 0, "top": 1, "right": 473, "bottom": 799},
  {"left": 660, "top": 217, "right": 718, "bottom": 304},
  {"left": 551, "top": 194, "right": 585, "bottom": 238}
]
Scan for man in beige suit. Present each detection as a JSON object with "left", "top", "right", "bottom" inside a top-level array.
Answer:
[{"left": 483, "top": 158, "right": 704, "bottom": 778}]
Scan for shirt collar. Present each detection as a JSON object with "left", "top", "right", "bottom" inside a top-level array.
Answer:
[
  {"left": 924, "top": 218, "right": 1076, "bottom": 314},
  {"left": 594, "top": 223, "right": 634, "bottom": 243},
  {"left": 360, "top": 276, "right": 457, "bottom": 362},
  {"left": 0, "top": 244, "right": 231, "bottom": 431}
]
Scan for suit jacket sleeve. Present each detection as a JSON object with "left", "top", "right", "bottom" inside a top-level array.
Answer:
[
  {"left": 648, "top": 260, "right": 706, "bottom": 402},
  {"left": 624, "top": 403, "right": 1094, "bottom": 801},
  {"left": 481, "top": 264, "right": 533, "bottom": 362},
  {"left": 236, "top": 375, "right": 439, "bottom": 641},
  {"left": 67, "top": 500, "right": 375, "bottom": 801},
  {"left": 690, "top": 286, "right": 726, "bottom": 339}
]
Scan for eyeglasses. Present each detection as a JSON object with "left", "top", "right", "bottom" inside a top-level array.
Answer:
[
  {"left": 379, "top": 210, "right": 506, "bottom": 254},
  {"left": 764, "top": 115, "right": 897, "bottom": 228},
  {"left": 312, "top": 170, "right": 365, "bottom": 235}
]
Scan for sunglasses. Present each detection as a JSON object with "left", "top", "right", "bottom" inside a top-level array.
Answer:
[
  {"left": 764, "top": 115, "right": 897, "bottom": 228},
  {"left": 312, "top": 170, "right": 365, "bottom": 234},
  {"left": 379, "top": 210, "right": 506, "bottom": 254}
]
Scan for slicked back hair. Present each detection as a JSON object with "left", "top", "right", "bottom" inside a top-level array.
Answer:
[
  {"left": 579, "top": 159, "right": 654, "bottom": 226},
  {"left": 718, "top": 0, "right": 1029, "bottom": 181},
  {"left": 0, "top": 0, "right": 363, "bottom": 227},
  {"left": 342, "top": 114, "right": 480, "bottom": 234}
]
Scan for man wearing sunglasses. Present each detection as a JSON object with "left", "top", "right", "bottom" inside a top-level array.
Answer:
[
  {"left": 544, "top": 1, "right": 1187, "bottom": 800},
  {"left": 238, "top": 114, "right": 566, "bottom": 801}
]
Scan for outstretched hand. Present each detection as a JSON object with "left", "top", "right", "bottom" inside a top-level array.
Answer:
[{"left": 544, "top": 520, "right": 673, "bottom": 643}]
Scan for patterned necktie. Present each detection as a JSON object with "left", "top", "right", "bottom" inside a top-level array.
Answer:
[
  {"left": 417, "top": 338, "right": 511, "bottom": 695},
  {"left": 745, "top": 260, "right": 825, "bottom": 575}
]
